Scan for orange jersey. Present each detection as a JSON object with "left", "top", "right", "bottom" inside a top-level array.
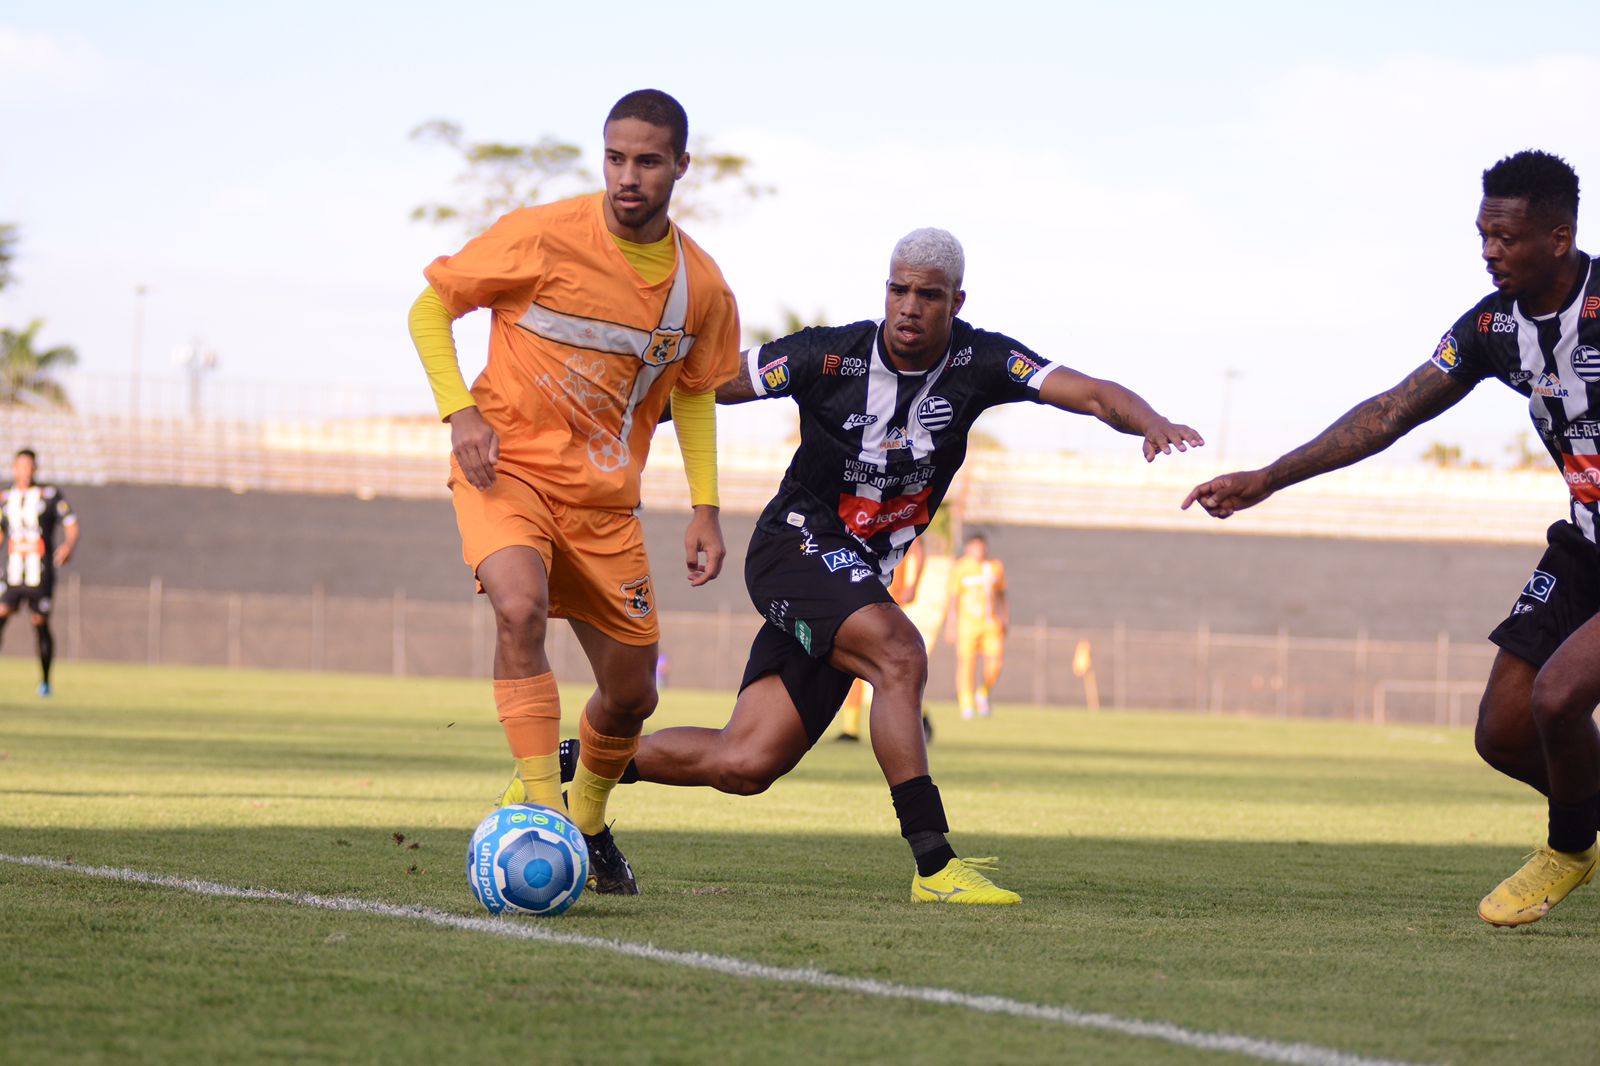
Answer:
[
  {"left": 951, "top": 557, "right": 1005, "bottom": 629},
  {"left": 424, "top": 193, "right": 740, "bottom": 511}
]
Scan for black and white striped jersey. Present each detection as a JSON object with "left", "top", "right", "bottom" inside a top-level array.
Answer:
[
  {"left": 1, "top": 484, "right": 74, "bottom": 590},
  {"left": 1431, "top": 253, "right": 1600, "bottom": 541},
  {"left": 745, "top": 318, "right": 1063, "bottom": 575}
]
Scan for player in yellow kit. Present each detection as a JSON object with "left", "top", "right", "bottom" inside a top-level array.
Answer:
[
  {"left": 947, "top": 532, "right": 1006, "bottom": 719},
  {"left": 408, "top": 89, "right": 740, "bottom": 894}
]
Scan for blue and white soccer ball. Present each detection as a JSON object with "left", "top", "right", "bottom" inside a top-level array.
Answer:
[{"left": 466, "top": 804, "right": 589, "bottom": 916}]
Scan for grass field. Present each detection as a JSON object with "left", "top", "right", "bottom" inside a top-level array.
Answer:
[{"left": 3, "top": 660, "right": 1598, "bottom": 1065}]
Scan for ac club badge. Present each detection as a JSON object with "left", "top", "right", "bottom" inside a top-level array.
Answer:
[{"left": 621, "top": 576, "right": 654, "bottom": 618}]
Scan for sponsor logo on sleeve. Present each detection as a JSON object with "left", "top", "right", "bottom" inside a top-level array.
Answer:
[
  {"left": 1572, "top": 345, "right": 1600, "bottom": 383},
  {"left": 620, "top": 576, "right": 654, "bottom": 618},
  {"left": 1562, "top": 454, "right": 1600, "bottom": 503},
  {"left": 916, "top": 396, "right": 954, "bottom": 432},
  {"left": 1523, "top": 569, "right": 1557, "bottom": 602},
  {"left": 759, "top": 356, "right": 791, "bottom": 393},
  {"left": 1431, "top": 331, "right": 1460, "bottom": 371},
  {"left": 838, "top": 487, "right": 933, "bottom": 539},
  {"left": 822, "top": 547, "right": 863, "bottom": 572},
  {"left": 843, "top": 413, "right": 879, "bottom": 430},
  {"left": 1006, "top": 350, "right": 1045, "bottom": 384}
]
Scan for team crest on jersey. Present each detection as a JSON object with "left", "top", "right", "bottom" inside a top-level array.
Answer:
[
  {"left": 1430, "top": 332, "right": 1460, "bottom": 371},
  {"left": 1572, "top": 346, "right": 1600, "bottom": 384},
  {"left": 620, "top": 576, "right": 654, "bottom": 618},
  {"left": 1007, "top": 350, "right": 1044, "bottom": 384},
  {"left": 759, "top": 356, "right": 791, "bottom": 393},
  {"left": 643, "top": 328, "right": 686, "bottom": 366},
  {"left": 916, "top": 396, "right": 954, "bottom": 432}
]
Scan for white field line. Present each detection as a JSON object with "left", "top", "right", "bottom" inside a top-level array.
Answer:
[{"left": 2, "top": 853, "right": 1431, "bottom": 1066}]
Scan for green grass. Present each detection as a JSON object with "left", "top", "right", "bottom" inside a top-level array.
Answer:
[{"left": 1, "top": 660, "right": 1597, "bottom": 1065}]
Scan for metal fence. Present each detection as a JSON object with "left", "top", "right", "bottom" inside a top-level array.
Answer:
[{"left": 22, "top": 576, "right": 1497, "bottom": 727}]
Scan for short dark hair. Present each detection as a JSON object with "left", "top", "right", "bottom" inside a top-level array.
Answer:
[
  {"left": 15, "top": 448, "right": 36, "bottom": 462},
  {"left": 965, "top": 531, "right": 987, "bottom": 546},
  {"left": 606, "top": 89, "right": 689, "bottom": 157},
  {"left": 1482, "top": 150, "right": 1580, "bottom": 223}
]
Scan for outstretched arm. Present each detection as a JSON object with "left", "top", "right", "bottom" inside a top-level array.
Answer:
[
  {"left": 715, "top": 351, "right": 761, "bottom": 405},
  {"left": 1182, "top": 361, "right": 1475, "bottom": 518},
  {"left": 1037, "top": 367, "right": 1205, "bottom": 462}
]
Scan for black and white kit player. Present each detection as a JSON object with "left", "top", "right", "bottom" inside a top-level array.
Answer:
[
  {"left": 0, "top": 449, "right": 79, "bottom": 696},
  {"left": 563, "top": 228, "right": 1202, "bottom": 903},
  {"left": 1184, "top": 150, "right": 1600, "bottom": 927}
]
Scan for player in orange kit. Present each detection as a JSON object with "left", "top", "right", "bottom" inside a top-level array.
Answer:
[
  {"left": 408, "top": 89, "right": 740, "bottom": 894},
  {"left": 947, "top": 532, "right": 1007, "bottom": 719}
]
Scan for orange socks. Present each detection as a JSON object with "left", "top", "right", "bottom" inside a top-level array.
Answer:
[
  {"left": 495, "top": 674, "right": 563, "bottom": 810},
  {"left": 567, "top": 714, "right": 640, "bottom": 835}
]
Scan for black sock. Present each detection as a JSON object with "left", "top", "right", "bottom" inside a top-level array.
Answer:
[
  {"left": 35, "top": 620, "right": 52, "bottom": 685},
  {"left": 890, "top": 775, "right": 957, "bottom": 876},
  {"left": 1548, "top": 794, "right": 1598, "bottom": 854},
  {"left": 620, "top": 761, "right": 639, "bottom": 785}
]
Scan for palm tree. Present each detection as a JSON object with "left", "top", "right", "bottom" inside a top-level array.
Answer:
[{"left": 0, "top": 319, "right": 76, "bottom": 409}]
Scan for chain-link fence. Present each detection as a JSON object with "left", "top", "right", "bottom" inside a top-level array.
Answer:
[{"left": 25, "top": 576, "right": 1496, "bottom": 727}]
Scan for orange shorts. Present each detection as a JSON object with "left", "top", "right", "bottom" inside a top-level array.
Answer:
[{"left": 450, "top": 466, "right": 658, "bottom": 646}]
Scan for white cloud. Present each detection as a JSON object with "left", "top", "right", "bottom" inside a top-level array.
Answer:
[{"left": 0, "top": 27, "right": 104, "bottom": 102}]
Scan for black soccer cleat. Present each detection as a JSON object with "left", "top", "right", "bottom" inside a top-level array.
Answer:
[
  {"left": 583, "top": 825, "right": 640, "bottom": 895},
  {"left": 559, "top": 738, "right": 579, "bottom": 783}
]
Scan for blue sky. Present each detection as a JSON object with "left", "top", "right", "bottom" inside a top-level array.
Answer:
[{"left": 4, "top": 1, "right": 1600, "bottom": 464}]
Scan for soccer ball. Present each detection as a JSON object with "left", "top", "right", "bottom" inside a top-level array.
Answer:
[{"left": 466, "top": 804, "right": 589, "bottom": 916}]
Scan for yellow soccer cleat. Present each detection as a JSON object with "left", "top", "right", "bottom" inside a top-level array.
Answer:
[
  {"left": 1477, "top": 844, "right": 1598, "bottom": 927},
  {"left": 497, "top": 773, "right": 529, "bottom": 808},
  {"left": 911, "top": 856, "right": 1021, "bottom": 905}
]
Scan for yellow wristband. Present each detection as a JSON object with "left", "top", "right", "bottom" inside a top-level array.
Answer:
[{"left": 409, "top": 286, "right": 475, "bottom": 421}]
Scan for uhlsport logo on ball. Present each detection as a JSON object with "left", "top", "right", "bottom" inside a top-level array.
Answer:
[{"left": 466, "top": 804, "right": 589, "bottom": 916}]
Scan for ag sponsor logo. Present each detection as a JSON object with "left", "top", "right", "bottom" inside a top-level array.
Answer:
[
  {"left": 843, "top": 413, "right": 879, "bottom": 430},
  {"left": 620, "top": 576, "right": 654, "bottom": 619},
  {"left": 759, "top": 355, "right": 791, "bottom": 393},
  {"left": 1523, "top": 569, "right": 1557, "bottom": 603},
  {"left": 838, "top": 487, "right": 933, "bottom": 539},
  {"left": 1561, "top": 454, "right": 1600, "bottom": 503},
  {"left": 1006, "top": 350, "right": 1044, "bottom": 384},
  {"left": 916, "top": 395, "right": 954, "bottom": 432},
  {"left": 1476, "top": 311, "right": 1516, "bottom": 334},
  {"left": 1585, "top": 295, "right": 1600, "bottom": 319},
  {"left": 1430, "top": 331, "right": 1460, "bottom": 371},
  {"left": 1572, "top": 345, "right": 1600, "bottom": 383},
  {"left": 822, "top": 353, "right": 868, "bottom": 376},
  {"left": 822, "top": 547, "right": 863, "bottom": 572},
  {"left": 1533, "top": 373, "right": 1571, "bottom": 399}
]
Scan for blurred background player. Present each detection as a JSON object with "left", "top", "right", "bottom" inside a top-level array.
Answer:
[
  {"left": 1184, "top": 150, "right": 1600, "bottom": 928},
  {"left": 835, "top": 538, "right": 933, "bottom": 743},
  {"left": 946, "top": 532, "right": 1006, "bottom": 719},
  {"left": 408, "top": 89, "right": 740, "bottom": 894},
  {"left": 0, "top": 448, "right": 79, "bottom": 697}
]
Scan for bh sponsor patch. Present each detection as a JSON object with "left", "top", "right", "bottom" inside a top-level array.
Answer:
[
  {"left": 1431, "top": 331, "right": 1460, "bottom": 371},
  {"left": 759, "top": 356, "right": 791, "bottom": 393},
  {"left": 1007, "top": 350, "right": 1045, "bottom": 385}
]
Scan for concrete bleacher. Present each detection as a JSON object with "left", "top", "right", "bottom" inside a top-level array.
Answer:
[{"left": 6, "top": 408, "right": 1571, "bottom": 544}]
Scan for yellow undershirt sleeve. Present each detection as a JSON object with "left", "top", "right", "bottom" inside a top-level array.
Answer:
[
  {"left": 670, "top": 386, "right": 719, "bottom": 508},
  {"left": 408, "top": 286, "right": 476, "bottom": 421}
]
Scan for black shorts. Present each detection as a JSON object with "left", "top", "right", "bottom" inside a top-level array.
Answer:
[
  {"left": 738, "top": 624, "right": 856, "bottom": 747},
  {"left": 741, "top": 519, "right": 894, "bottom": 743},
  {"left": 1489, "top": 521, "right": 1600, "bottom": 667},
  {"left": 0, "top": 583, "right": 53, "bottom": 615}
]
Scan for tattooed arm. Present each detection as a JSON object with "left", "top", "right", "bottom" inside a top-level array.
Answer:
[
  {"left": 1182, "top": 362, "right": 1475, "bottom": 518},
  {"left": 715, "top": 351, "right": 761, "bottom": 405},
  {"left": 1037, "top": 366, "right": 1205, "bottom": 462}
]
